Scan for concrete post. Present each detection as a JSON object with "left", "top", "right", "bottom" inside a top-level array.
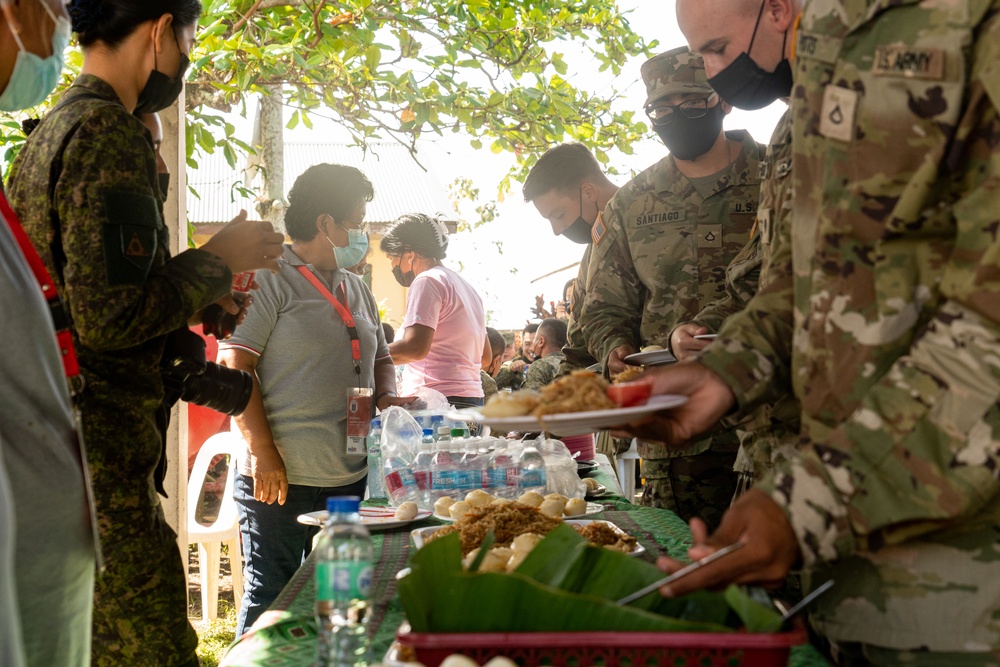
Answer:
[{"left": 159, "top": 93, "right": 189, "bottom": 562}]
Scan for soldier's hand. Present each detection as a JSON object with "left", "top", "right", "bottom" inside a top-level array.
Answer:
[
  {"left": 615, "top": 362, "right": 736, "bottom": 445},
  {"left": 510, "top": 360, "right": 527, "bottom": 373},
  {"left": 250, "top": 446, "right": 288, "bottom": 505},
  {"left": 607, "top": 344, "right": 638, "bottom": 376},
  {"left": 202, "top": 210, "right": 285, "bottom": 274},
  {"left": 671, "top": 324, "right": 712, "bottom": 361},
  {"left": 654, "top": 489, "right": 800, "bottom": 597}
]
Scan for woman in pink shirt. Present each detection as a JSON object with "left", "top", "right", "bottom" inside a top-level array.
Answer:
[{"left": 380, "top": 214, "right": 489, "bottom": 408}]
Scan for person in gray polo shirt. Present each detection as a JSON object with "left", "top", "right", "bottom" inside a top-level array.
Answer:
[{"left": 219, "top": 164, "right": 411, "bottom": 635}]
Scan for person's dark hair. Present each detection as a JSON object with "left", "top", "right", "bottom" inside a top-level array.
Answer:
[
  {"left": 522, "top": 322, "right": 539, "bottom": 335},
  {"left": 486, "top": 327, "right": 506, "bottom": 360},
  {"left": 381, "top": 322, "right": 395, "bottom": 344},
  {"left": 70, "top": 0, "right": 203, "bottom": 48},
  {"left": 522, "top": 142, "right": 605, "bottom": 202},
  {"left": 563, "top": 278, "right": 576, "bottom": 304},
  {"left": 380, "top": 213, "right": 449, "bottom": 260},
  {"left": 284, "top": 164, "right": 374, "bottom": 242},
  {"left": 537, "top": 318, "right": 567, "bottom": 349}
]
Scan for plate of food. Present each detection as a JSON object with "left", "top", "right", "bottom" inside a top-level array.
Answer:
[
  {"left": 297, "top": 503, "right": 432, "bottom": 530},
  {"left": 576, "top": 459, "right": 599, "bottom": 476},
  {"left": 623, "top": 347, "right": 677, "bottom": 367},
  {"left": 452, "top": 371, "right": 686, "bottom": 437},
  {"left": 410, "top": 503, "right": 644, "bottom": 560},
  {"left": 434, "top": 491, "right": 604, "bottom": 523},
  {"left": 582, "top": 477, "right": 607, "bottom": 498}
]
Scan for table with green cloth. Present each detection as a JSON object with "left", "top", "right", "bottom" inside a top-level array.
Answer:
[{"left": 219, "top": 456, "right": 831, "bottom": 667}]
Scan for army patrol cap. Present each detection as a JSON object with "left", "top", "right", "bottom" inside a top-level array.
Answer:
[{"left": 641, "top": 46, "right": 714, "bottom": 108}]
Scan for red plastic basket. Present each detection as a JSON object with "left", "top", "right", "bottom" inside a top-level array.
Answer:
[{"left": 396, "top": 624, "right": 808, "bottom": 667}]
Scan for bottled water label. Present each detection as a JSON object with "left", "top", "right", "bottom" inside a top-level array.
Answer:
[
  {"left": 384, "top": 470, "right": 415, "bottom": 503},
  {"left": 487, "top": 467, "right": 519, "bottom": 489},
  {"left": 520, "top": 468, "right": 546, "bottom": 488},
  {"left": 431, "top": 470, "right": 458, "bottom": 493},
  {"left": 316, "top": 562, "right": 373, "bottom": 601}
]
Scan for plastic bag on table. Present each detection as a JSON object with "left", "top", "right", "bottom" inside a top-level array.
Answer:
[
  {"left": 380, "top": 406, "right": 422, "bottom": 464},
  {"left": 404, "top": 387, "right": 450, "bottom": 413},
  {"left": 535, "top": 437, "right": 586, "bottom": 499}
]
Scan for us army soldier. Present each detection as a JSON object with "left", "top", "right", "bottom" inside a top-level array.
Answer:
[{"left": 579, "top": 47, "right": 764, "bottom": 527}]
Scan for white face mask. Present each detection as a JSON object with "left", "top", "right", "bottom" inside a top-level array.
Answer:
[{"left": 0, "top": 0, "right": 71, "bottom": 111}]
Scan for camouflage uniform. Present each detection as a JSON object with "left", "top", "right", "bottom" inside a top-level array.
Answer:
[
  {"left": 480, "top": 370, "right": 498, "bottom": 399},
  {"left": 558, "top": 243, "right": 599, "bottom": 377},
  {"left": 523, "top": 351, "right": 565, "bottom": 391},
  {"left": 580, "top": 49, "right": 763, "bottom": 528},
  {"left": 494, "top": 362, "right": 524, "bottom": 391},
  {"left": 700, "top": 0, "right": 1000, "bottom": 656},
  {"left": 684, "top": 111, "right": 802, "bottom": 492},
  {"left": 7, "top": 76, "right": 232, "bottom": 666}
]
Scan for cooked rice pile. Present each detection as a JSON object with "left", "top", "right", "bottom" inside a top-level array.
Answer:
[
  {"left": 532, "top": 370, "right": 616, "bottom": 417},
  {"left": 428, "top": 502, "right": 562, "bottom": 553},
  {"left": 572, "top": 522, "right": 637, "bottom": 553}
]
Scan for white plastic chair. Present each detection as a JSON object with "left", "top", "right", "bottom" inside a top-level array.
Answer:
[
  {"left": 616, "top": 438, "right": 641, "bottom": 503},
  {"left": 187, "top": 431, "right": 245, "bottom": 622}
]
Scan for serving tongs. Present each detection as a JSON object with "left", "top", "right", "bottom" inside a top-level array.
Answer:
[{"left": 616, "top": 542, "right": 744, "bottom": 605}]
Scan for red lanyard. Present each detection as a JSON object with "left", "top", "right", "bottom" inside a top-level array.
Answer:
[
  {"left": 296, "top": 265, "right": 362, "bottom": 380},
  {"left": 0, "top": 194, "right": 81, "bottom": 383}
]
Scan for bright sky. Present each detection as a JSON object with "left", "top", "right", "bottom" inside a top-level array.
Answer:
[{"left": 280, "top": 0, "right": 786, "bottom": 328}]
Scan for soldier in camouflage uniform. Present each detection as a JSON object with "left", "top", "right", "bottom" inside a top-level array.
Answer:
[
  {"left": 579, "top": 47, "right": 764, "bottom": 527},
  {"left": 649, "top": 0, "right": 1000, "bottom": 661},
  {"left": 669, "top": 111, "right": 801, "bottom": 493},
  {"left": 6, "top": 4, "right": 284, "bottom": 665},
  {"left": 521, "top": 143, "right": 621, "bottom": 465},
  {"left": 523, "top": 318, "right": 568, "bottom": 391}
]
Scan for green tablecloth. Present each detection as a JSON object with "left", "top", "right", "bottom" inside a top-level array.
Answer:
[{"left": 220, "top": 459, "right": 831, "bottom": 667}]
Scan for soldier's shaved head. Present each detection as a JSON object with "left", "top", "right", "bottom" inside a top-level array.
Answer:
[{"left": 677, "top": 0, "right": 800, "bottom": 80}]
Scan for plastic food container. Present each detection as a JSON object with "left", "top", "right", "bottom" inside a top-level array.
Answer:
[{"left": 396, "top": 624, "right": 808, "bottom": 667}]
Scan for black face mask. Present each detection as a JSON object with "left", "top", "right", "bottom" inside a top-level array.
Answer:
[
  {"left": 562, "top": 188, "right": 596, "bottom": 244},
  {"left": 392, "top": 265, "right": 415, "bottom": 287},
  {"left": 136, "top": 30, "right": 190, "bottom": 115},
  {"left": 654, "top": 102, "right": 726, "bottom": 160},
  {"left": 707, "top": 0, "right": 792, "bottom": 111},
  {"left": 157, "top": 173, "right": 171, "bottom": 201}
]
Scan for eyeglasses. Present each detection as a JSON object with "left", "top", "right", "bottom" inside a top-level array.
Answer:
[
  {"left": 340, "top": 218, "right": 368, "bottom": 233},
  {"left": 645, "top": 93, "right": 719, "bottom": 127}
]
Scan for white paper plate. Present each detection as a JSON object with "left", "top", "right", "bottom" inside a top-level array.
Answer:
[
  {"left": 297, "top": 506, "right": 432, "bottom": 530},
  {"left": 434, "top": 500, "right": 604, "bottom": 523},
  {"left": 410, "top": 519, "right": 645, "bottom": 557},
  {"left": 450, "top": 394, "right": 686, "bottom": 437},
  {"left": 623, "top": 349, "right": 677, "bottom": 366}
]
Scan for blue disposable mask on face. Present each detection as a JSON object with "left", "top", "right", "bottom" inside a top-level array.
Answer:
[
  {"left": 327, "top": 227, "right": 369, "bottom": 270},
  {"left": 0, "top": 1, "right": 71, "bottom": 111}
]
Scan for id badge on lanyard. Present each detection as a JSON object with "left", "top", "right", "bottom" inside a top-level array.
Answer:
[
  {"left": 346, "top": 388, "right": 373, "bottom": 456},
  {"left": 295, "top": 266, "right": 370, "bottom": 455}
]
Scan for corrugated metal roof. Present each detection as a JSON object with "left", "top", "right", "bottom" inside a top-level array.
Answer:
[{"left": 187, "top": 141, "right": 456, "bottom": 226}]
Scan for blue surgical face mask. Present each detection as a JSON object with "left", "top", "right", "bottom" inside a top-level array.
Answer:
[
  {"left": 0, "top": 1, "right": 71, "bottom": 111},
  {"left": 327, "top": 227, "right": 369, "bottom": 270}
]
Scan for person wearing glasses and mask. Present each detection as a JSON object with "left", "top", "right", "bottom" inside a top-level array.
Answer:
[
  {"left": 218, "top": 164, "right": 409, "bottom": 636},
  {"left": 381, "top": 213, "right": 489, "bottom": 409},
  {"left": 577, "top": 46, "right": 764, "bottom": 529},
  {"left": 6, "top": 1, "right": 285, "bottom": 664}
]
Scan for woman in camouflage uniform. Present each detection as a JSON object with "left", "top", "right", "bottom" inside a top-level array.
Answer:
[{"left": 6, "top": 1, "right": 284, "bottom": 665}]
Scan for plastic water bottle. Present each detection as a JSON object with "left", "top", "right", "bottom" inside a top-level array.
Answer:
[
  {"left": 412, "top": 430, "right": 436, "bottom": 509},
  {"left": 315, "top": 496, "right": 373, "bottom": 667},
  {"left": 518, "top": 442, "right": 547, "bottom": 495},
  {"left": 366, "top": 419, "right": 384, "bottom": 500},
  {"left": 383, "top": 445, "right": 417, "bottom": 506},
  {"left": 431, "top": 436, "right": 457, "bottom": 501},
  {"left": 456, "top": 438, "right": 482, "bottom": 491},
  {"left": 487, "top": 440, "right": 517, "bottom": 498}
]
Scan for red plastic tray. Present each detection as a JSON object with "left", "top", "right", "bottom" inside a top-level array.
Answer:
[{"left": 397, "top": 624, "right": 808, "bottom": 667}]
